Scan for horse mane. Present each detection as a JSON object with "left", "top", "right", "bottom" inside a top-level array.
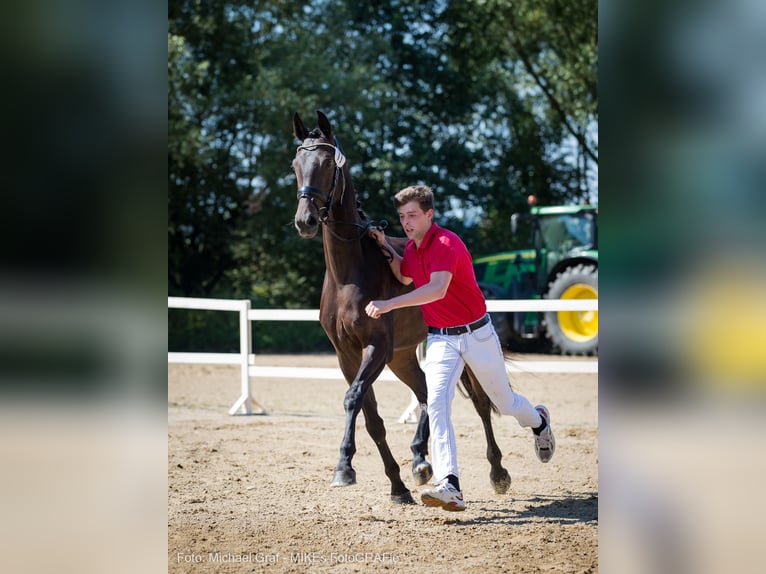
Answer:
[{"left": 307, "top": 127, "right": 324, "bottom": 139}]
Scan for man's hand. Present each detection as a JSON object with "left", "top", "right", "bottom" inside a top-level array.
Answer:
[
  {"left": 369, "top": 226, "right": 394, "bottom": 262},
  {"left": 368, "top": 226, "right": 386, "bottom": 246},
  {"left": 365, "top": 300, "right": 392, "bottom": 319}
]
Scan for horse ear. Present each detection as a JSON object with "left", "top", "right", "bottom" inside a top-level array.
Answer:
[
  {"left": 293, "top": 112, "right": 309, "bottom": 142},
  {"left": 316, "top": 110, "right": 333, "bottom": 139}
]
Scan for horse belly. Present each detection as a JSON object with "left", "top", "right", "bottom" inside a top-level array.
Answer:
[{"left": 392, "top": 306, "right": 427, "bottom": 350}]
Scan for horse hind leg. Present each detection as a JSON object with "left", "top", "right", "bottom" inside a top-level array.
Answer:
[
  {"left": 410, "top": 407, "right": 433, "bottom": 486},
  {"left": 361, "top": 388, "right": 415, "bottom": 504},
  {"left": 387, "top": 351, "right": 433, "bottom": 486},
  {"left": 460, "top": 368, "right": 512, "bottom": 494}
]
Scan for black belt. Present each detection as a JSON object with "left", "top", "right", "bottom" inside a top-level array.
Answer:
[{"left": 427, "top": 314, "right": 490, "bottom": 336}]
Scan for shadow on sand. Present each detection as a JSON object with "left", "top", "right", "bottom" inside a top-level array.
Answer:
[{"left": 444, "top": 492, "right": 598, "bottom": 526}]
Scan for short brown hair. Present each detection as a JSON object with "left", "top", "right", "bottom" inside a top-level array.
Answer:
[{"left": 393, "top": 185, "right": 434, "bottom": 212}]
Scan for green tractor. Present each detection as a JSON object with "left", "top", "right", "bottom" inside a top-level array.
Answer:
[{"left": 474, "top": 199, "right": 598, "bottom": 355}]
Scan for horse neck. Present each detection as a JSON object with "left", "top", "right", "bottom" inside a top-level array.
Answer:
[{"left": 322, "top": 169, "right": 366, "bottom": 282}]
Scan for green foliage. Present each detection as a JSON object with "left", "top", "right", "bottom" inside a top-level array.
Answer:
[
  {"left": 254, "top": 322, "right": 334, "bottom": 354},
  {"left": 168, "top": 308, "right": 240, "bottom": 353},
  {"left": 168, "top": 309, "right": 333, "bottom": 353},
  {"left": 168, "top": 0, "right": 597, "bottom": 351}
]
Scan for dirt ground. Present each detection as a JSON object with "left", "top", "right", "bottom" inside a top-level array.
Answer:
[{"left": 168, "top": 354, "right": 598, "bottom": 573}]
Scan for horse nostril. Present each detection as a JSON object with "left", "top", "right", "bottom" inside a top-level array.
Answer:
[{"left": 307, "top": 215, "right": 317, "bottom": 227}]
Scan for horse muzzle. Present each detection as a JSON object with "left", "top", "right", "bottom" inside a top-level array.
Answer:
[
  {"left": 295, "top": 217, "right": 319, "bottom": 238},
  {"left": 294, "top": 201, "right": 320, "bottom": 239}
]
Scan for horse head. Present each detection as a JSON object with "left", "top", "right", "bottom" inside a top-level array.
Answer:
[{"left": 292, "top": 111, "right": 347, "bottom": 239}]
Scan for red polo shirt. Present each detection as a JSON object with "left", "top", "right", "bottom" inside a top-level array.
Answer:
[{"left": 400, "top": 223, "right": 487, "bottom": 329}]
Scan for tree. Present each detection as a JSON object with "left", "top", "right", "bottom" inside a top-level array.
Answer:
[{"left": 442, "top": 0, "right": 598, "bottom": 199}]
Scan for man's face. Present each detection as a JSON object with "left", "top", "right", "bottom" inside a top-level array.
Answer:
[{"left": 398, "top": 201, "right": 433, "bottom": 244}]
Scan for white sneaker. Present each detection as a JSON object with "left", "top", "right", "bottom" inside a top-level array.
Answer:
[
  {"left": 534, "top": 405, "right": 556, "bottom": 463},
  {"left": 421, "top": 480, "right": 466, "bottom": 512}
]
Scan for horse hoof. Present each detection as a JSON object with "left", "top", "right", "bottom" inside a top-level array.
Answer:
[
  {"left": 413, "top": 462, "right": 433, "bottom": 486},
  {"left": 331, "top": 469, "right": 356, "bottom": 486},
  {"left": 491, "top": 470, "right": 512, "bottom": 494},
  {"left": 391, "top": 491, "right": 415, "bottom": 505}
]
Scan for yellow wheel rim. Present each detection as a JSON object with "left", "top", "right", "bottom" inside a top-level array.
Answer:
[{"left": 557, "top": 284, "right": 598, "bottom": 342}]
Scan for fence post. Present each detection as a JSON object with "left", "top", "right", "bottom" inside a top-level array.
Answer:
[{"left": 228, "top": 299, "right": 266, "bottom": 415}]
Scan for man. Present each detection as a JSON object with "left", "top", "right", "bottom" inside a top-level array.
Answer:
[{"left": 366, "top": 185, "right": 555, "bottom": 512}]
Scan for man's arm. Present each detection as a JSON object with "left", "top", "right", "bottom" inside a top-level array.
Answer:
[
  {"left": 369, "top": 228, "right": 412, "bottom": 285},
  {"left": 365, "top": 271, "right": 452, "bottom": 318}
]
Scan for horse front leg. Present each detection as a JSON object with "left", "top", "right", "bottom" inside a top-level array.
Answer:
[
  {"left": 461, "top": 369, "right": 512, "bottom": 494},
  {"left": 331, "top": 377, "right": 365, "bottom": 487},
  {"left": 331, "top": 345, "right": 386, "bottom": 488}
]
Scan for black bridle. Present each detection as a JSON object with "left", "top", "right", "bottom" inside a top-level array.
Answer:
[{"left": 295, "top": 139, "right": 373, "bottom": 242}]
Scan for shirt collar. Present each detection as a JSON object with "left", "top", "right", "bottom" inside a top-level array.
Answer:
[{"left": 416, "top": 223, "right": 440, "bottom": 252}]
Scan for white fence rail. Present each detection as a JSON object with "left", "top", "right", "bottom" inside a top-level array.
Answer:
[{"left": 168, "top": 297, "right": 598, "bottom": 415}]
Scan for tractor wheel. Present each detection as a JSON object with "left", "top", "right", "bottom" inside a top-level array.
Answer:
[{"left": 544, "top": 264, "right": 598, "bottom": 355}]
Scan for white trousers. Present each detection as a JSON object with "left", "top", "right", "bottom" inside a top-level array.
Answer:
[{"left": 423, "top": 317, "right": 543, "bottom": 482}]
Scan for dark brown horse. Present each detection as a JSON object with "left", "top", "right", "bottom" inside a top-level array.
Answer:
[{"left": 291, "top": 110, "right": 511, "bottom": 503}]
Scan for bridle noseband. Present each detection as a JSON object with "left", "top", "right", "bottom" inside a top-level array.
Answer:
[{"left": 296, "top": 184, "right": 329, "bottom": 206}]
